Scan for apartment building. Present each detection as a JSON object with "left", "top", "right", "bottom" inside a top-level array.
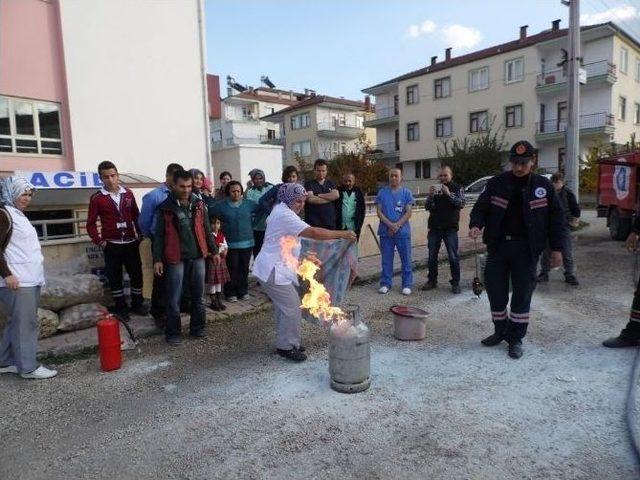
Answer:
[
  {"left": 261, "top": 95, "right": 376, "bottom": 165},
  {"left": 363, "top": 20, "right": 640, "bottom": 192}
]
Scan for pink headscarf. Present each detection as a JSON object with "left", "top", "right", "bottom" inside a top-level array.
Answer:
[{"left": 202, "top": 177, "right": 214, "bottom": 194}]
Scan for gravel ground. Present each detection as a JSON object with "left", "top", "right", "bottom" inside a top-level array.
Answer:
[{"left": 1, "top": 211, "right": 639, "bottom": 480}]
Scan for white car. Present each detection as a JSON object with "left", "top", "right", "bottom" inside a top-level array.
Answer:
[{"left": 464, "top": 173, "right": 553, "bottom": 202}]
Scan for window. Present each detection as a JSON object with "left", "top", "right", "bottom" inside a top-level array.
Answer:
[
  {"left": 355, "top": 115, "right": 364, "bottom": 128},
  {"left": 394, "top": 129, "right": 400, "bottom": 150},
  {"left": 407, "top": 122, "right": 420, "bottom": 141},
  {"left": 435, "top": 117, "right": 453, "bottom": 138},
  {"left": 393, "top": 94, "right": 399, "bottom": 114},
  {"left": 292, "top": 140, "right": 311, "bottom": 157},
  {"left": 241, "top": 106, "right": 254, "bottom": 120},
  {"left": 26, "top": 210, "right": 74, "bottom": 240},
  {"left": 0, "top": 95, "right": 62, "bottom": 155},
  {"left": 434, "top": 77, "right": 451, "bottom": 99},
  {"left": 620, "top": 47, "right": 629, "bottom": 74},
  {"left": 557, "top": 101, "right": 568, "bottom": 130},
  {"left": 267, "top": 129, "right": 276, "bottom": 140},
  {"left": 415, "top": 160, "right": 431, "bottom": 179},
  {"left": 558, "top": 148, "right": 566, "bottom": 172},
  {"left": 331, "top": 113, "right": 346, "bottom": 126},
  {"left": 635, "top": 103, "right": 640, "bottom": 124},
  {"left": 619, "top": 96, "right": 627, "bottom": 121},
  {"left": 290, "top": 112, "right": 310, "bottom": 130},
  {"left": 505, "top": 104, "right": 523, "bottom": 128},
  {"left": 636, "top": 58, "right": 640, "bottom": 82},
  {"left": 469, "top": 110, "right": 489, "bottom": 133},
  {"left": 469, "top": 67, "right": 489, "bottom": 92},
  {"left": 406, "top": 85, "right": 419, "bottom": 105},
  {"left": 505, "top": 57, "right": 524, "bottom": 83}
]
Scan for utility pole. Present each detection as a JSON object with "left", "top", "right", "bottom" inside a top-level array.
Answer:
[{"left": 564, "top": 0, "right": 581, "bottom": 200}]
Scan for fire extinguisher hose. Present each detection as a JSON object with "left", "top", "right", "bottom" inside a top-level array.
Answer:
[{"left": 115, "top": 314, "right": 137, "bottom": 344}]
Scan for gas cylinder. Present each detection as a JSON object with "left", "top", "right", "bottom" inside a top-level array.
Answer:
[
  {"left": 97, "top": 314, "right": 122, "bottom": 372},
  {"left": 329, "top": 305, "right": 371, "bottom": 393}
]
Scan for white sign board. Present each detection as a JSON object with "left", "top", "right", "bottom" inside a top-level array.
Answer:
[
  {"left": 578, "top": 68, "right": 587, "bottom": 84},
  {"left": 15, "top": 171, "right": 103, "bottom": 189}
]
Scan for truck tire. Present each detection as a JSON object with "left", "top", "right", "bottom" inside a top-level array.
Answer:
[{"left": 610, "top": 208, "right": 631, "bottom": 241}]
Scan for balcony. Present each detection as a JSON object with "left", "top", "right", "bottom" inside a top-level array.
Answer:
[
  {"left": 363, "top": 106, "right": 399, "bottom": 127},
  {"left": 536, "top": 60, "right": 617, "bottom": 95},
  {"left": 535, "top": 112, "right": 615, "bottom": 142},
  {"left": 369, "top": 141, "right": 400, "bottom": 161},
  {"left": 317, "top": 121, "right": 364, "bottom": 139},
  {"left": 211, "top": 135, "right": 284, "bottom": 150}
]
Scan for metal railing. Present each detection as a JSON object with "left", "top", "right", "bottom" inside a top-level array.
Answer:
[
  {"left": 31, "top": 217, "right": 89, "bottom": 242},
  {"left": 536, "top": 60, "right": 616, "bottom": 86},
  {"left": 370, "top": 106, "right": 399, "bottom": 119},
  {"left": 317, "top": 121, "right": 365, "bottom": 131},
  {"left": 536, "top": 112, "right": 614, "bottom": 134},
  {"left": 370, "top": 141, "right": 400, "bottom": 154}
]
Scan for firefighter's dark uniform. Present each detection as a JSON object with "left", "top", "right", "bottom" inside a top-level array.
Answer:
[
  {"left": 603, "top": 215, "right": 640, "bottom": 347},
  {"left": 469, "top": 141, "right": 567, "bottom": 358}
]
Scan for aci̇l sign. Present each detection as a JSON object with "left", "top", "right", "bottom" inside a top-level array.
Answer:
[{"left": 15, "top": 171, "right": 103, "bottom": 189}]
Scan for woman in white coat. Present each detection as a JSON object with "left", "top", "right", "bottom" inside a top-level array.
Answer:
[
  {"left": 253, "top": 183, "right": 356, "bottom": 362},
  {"left": 0, "top": 176, "right": 57, "bottom": 379}
]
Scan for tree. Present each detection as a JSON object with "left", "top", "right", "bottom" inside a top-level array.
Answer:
[
  {"left": 436, "top": 123, "right": 507, "bottom": 186},
  {"left": 328, "top": 152, "right": 389, "bottom": 195}
]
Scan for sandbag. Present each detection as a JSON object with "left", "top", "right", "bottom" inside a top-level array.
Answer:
[
  {"left": 58, "top": 302, "right": 109, "bottom": 332},
  {"left": 38, "top": 308, "right": 59, "bottom": 339},
  {"left": 40, "top": 274, "right": 104, "bottom": 311}
]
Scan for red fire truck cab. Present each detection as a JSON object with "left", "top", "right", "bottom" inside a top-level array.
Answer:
[{"left": 597, "top": 150, "right": 640, "bottom": 240}]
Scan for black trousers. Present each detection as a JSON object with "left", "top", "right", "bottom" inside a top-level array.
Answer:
[
  {"left": 253, "top": 230, "right": 266, "bottom": 258},
  {"left": 104, "top": 241, "right": 144, "bottom": 309},
  {"left": 224, "top": 247, "right": 252, "bottom": 298},
  {"left": 621, "top": 275, "right": 640, "bottom": 340},
  {"left": 484, "top": 239, "right": 538, "bottom": 341}
]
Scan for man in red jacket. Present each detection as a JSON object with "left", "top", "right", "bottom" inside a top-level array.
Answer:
[{"left": 86, "top": 161, "right": 148, "bottom": 318}]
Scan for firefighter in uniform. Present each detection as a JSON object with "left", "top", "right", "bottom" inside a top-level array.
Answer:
[
  {"left": 603, "top": 217, "right": 640, "bottom": 347},
  {"left": 469, "top": 141, "right": 567, "bottom": 358}
]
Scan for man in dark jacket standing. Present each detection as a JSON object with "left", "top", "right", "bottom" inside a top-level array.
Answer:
[
  {"left": 469, "top": 141, "right": 567, "bottom": 359},
  {"left": 422, "top": 165, "right": 466, "bottom": 294},
  {"left": 152, "top": 170, "right": 218, "bottom": 346},
  {"left": 335, "top": 173, "right": 366, "bottom": 240},
  {"left": 537, "top": 171, "right": 581, "bottom": 285}
]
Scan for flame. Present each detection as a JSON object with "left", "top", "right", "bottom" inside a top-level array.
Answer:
[{"left": 279, "top": 236, "right": 346, "bottom": 324}]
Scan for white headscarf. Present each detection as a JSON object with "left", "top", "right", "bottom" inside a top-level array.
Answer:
[{"left": 0, "top": 176, "right": 35, "bottom": 207}]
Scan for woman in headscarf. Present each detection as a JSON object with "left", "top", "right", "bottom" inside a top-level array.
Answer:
[
  {"left": 0, "top": 176, "right": 57, "bottom": 379},
  {"left": 252, "top": 183, "right": 356, "bottom": 362}
]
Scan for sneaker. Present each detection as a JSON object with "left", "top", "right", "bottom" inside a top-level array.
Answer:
[
  {"left": 238, "top": 294, "right": 250, "bottom": 301},
  {"left": 451, "top": 283, "right": 461, "bottom": 294},
  {"left": 603, "top": 336, "right": 640, "bottom": 348},
  {"left": 166, "top": 335, "right": 182, "bottom": 346},
  {"left": 565, "top": 275, "right": 579, "bottom": 286},
  {"left": 402, "top": 288, "right": 412, "bottom": 296},
  {"left": 536, "top": 273, "right": 549, "bottom": 283},
  {"left": 226, "top": 296, "right": 238, "bottom": 303},
  {"left": 276, "top": 348, "right": 307, "bottom": 362},
  {"left": 378, "top": 286, "right": 389, "bottom": 294},
  {"left": 0, "top": 365, "right": 18, "bottom": 374},
  {"left": 421, "top": 282, "right": 437, "bottom": 291},
  {"left": 20, "top": 366, "right": 57, "bottom": 380}
]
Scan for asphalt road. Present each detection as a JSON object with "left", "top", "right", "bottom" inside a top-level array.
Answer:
[{"left": 1, "top": 211, "right": 639, "bottom": 480}]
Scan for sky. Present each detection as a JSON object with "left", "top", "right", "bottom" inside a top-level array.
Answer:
[{"left": 205, "top": 0, "right": 640, "bottom": 101}]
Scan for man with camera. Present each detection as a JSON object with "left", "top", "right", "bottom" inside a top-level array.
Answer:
[{"left": 422, "top": 165, "right": 466, "bottom": 294}]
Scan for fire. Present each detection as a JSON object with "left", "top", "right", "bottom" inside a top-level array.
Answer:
[{"left": 279, "top": 236, "right": 346, "bottom": 324}]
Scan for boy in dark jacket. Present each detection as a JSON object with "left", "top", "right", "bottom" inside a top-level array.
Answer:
[
  {"left": 335, "top": 173, "right": 366, "bottom": 240},
  {"left": 87, "top": 161, "right": 147, "bottom": 318}
]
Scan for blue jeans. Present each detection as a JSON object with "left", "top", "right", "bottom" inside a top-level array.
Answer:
[
  {"left": 164, "top": 258, "right": 206, "bottom": 337},
  {"left": 380, "top": 235, "right": 413, "bottom": 289},
  {"left": 427, "top": 229, "right": 460, "bottom": 285}
]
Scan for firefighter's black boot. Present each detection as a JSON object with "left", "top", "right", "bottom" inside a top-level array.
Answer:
[
  {"left": 603, "top": 321, "right": 640, "bottom": 348},
  {"left": 481, "top": 320, "right": 507, "bottom": 346}
]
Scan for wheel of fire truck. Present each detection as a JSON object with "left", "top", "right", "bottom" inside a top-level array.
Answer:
[{"left": 609, "top": 207, "right": 631, "bottom": 241}]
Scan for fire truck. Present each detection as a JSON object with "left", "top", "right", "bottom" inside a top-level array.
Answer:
[{"left": 597, "top": 150, "right": 640, "bottom": 240}]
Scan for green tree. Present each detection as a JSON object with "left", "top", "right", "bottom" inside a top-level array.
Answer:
[{"left": 436, "top": 123, "right": 507, "bottom": 186}]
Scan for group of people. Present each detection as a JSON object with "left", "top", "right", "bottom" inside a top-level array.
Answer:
[{"left": 2, "top": 137, "right": 640, "bottom": 378}]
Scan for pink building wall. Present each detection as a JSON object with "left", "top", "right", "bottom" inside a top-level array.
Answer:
[{"left": 0, "top": 0, "right": 73, "bottom": 172}]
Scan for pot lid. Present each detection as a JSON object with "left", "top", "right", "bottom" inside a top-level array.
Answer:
[{"left": 390, "top": 305, "right": 429, "bottom": 318}]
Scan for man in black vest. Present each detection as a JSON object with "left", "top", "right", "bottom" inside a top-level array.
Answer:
[{"left": 422, "top": 165, "right": 466, "bottom": 294}]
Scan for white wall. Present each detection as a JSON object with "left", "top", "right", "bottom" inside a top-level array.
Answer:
[
  {"left": 212, "top": 144, "right": 283, "bottom": 185},
  {"left": 58, "top": 0, "right": 210, "bottom": 181}
]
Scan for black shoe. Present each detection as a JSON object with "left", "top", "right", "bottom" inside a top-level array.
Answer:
[
  {"left": 565, "top": 275, "right": 579, "bottom": 286},
  {"left": 603, "top": 336, "right": 640, "bottom": 348},
  {"left": 190, "top": 330, "right": 207, "bottom": 339},
  {"left": 481, "top": 332, "right": 505, "bottom": 347},
  {"left": 276, "top": 347, "right": 307, "bottom": 362},
  {"left": 451, "top": 283, "right": 461, "bottom": 294},
  {"left": 216, "top": 292, "right": 227, "bottom": 311},
  {"left": 130, "top": 302, "right": 150, "bottom": 316},
  {"left": 209, "top": 295, "right": 221, "bottom": 311},
  {"left": 166, "top": 335, "right": 182, "bottom": 346},
  {"left": 508, "top": 340, "right": 523, "bottom": 359},
  {"left": 421, "top": 282, "right": 437, "bottom": 291},
  {"left": 537, "top": 273, "right": 549, "bottom": 283}
]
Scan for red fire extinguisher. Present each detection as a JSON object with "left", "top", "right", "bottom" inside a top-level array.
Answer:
[{"left": 97, "top": 314, "right": 122, "bottom": 372}]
